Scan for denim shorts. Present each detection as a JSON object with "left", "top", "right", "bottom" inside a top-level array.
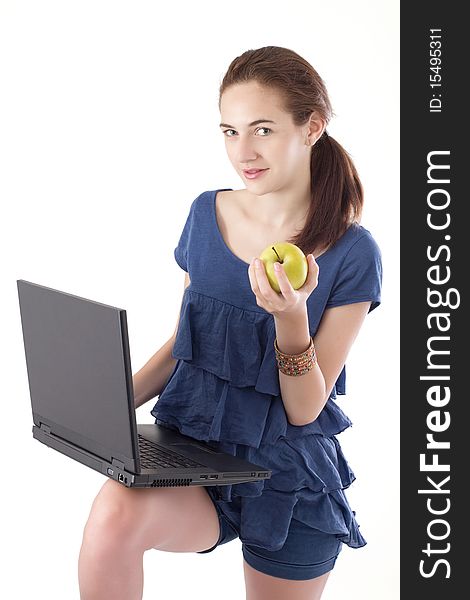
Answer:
[{"left": 197, "top": 486, "right": 342, "bottom": 581}]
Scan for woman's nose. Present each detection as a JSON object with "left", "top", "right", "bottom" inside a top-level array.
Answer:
[{"left": 235, "top": 138, "right": 259, "bottom": 164}]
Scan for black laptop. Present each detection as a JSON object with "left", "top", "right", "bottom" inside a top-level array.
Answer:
[{"left": 17, "top": 280, "right": 272, "bottom": 489}]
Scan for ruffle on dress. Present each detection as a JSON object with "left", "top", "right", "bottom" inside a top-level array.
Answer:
[
  {"left": 171, "top": 289, "right": 281, "bottom": 396},
  {"left": 150, "top": 288, "right": 366, "bottom": 552},
  {"left": 175, "top": 287, "right": 347, "bottom": 398},
  {"left": 211, "top": 435, "right": 365, "bottom": 551}
]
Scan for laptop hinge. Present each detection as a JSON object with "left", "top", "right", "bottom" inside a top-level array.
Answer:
[
  {"left": 111, "top": 458, "right": 126, "bottom": 471},
  {"left": 40, "top": 422, "right": 52, "bottom": 435}
]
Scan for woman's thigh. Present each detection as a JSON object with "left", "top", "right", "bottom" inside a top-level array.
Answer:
[
  {"left": 242, "top": 518, "right": 342, "bottom": 582},
  {"left": 81, "top": 478, "right": 222, "bottom": 554},
  {"left": 243, "top": 560, "right": 331, "bottom": 600}
]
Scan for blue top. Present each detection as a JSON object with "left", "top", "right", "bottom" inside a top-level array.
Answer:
[{"left": 151, "top": 188, "right": 383, "bottom": 552}]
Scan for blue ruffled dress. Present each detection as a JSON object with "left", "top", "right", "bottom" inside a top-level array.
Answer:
[{"left": 151, "top": 188, "right": 383, "bottom": 552}]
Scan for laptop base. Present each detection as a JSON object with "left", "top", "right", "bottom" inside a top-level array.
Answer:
[{"left": 33, "top": 424, "right": 269, "bottom": 488}]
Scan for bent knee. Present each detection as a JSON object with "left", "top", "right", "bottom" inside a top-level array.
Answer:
[{"left": 82, "top": 480, "right": 143, "bottom": 549}]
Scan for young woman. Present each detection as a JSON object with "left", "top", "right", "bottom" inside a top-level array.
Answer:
[{"left": 78, "top": 46, "right": 383, "bottom": 600}]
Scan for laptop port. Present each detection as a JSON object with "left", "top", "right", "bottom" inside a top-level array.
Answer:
[
  {"left": 200, "top": 474, "right": 209, "bottom": 479},
  {"left": 209, "top": 474, "right": 218, "bottom": 479},
  {"left": 118, "top": 473, "right": 128, "bottom": 485}
]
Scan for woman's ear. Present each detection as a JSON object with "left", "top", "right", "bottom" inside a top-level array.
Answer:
[{"left": 304, "top": 111, "right": 326, "bottom": 145}]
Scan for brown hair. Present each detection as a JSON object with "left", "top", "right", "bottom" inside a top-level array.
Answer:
[{"left": 218, "top": 46, "right": 364, "bottom": 256}]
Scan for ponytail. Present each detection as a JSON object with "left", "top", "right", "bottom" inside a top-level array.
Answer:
[{"left": 289, "top": 131, "right": 364, "bottom": 255}]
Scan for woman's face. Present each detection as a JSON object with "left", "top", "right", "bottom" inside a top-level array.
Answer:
[{"left": 219, "top": 81, "right": 315, "bottom": 192}]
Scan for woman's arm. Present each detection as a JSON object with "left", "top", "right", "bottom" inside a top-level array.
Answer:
[
  {"left": 132, "top": 272, "right": 190, "bottom": 409},
  {"left": 248, "top": 255, "right": 373, "bottom": 426},
  {"left": 132, "top": 337, "right": 178, "bottom": 409},
  {"left": 274, "top": 300, "right": 371, "bottom": 426}
]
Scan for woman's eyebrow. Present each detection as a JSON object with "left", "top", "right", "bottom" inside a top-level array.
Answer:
[{"left": 219, "top": 119, "right": 276, "bottom": 128}]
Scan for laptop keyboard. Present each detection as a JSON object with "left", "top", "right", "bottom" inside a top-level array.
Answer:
[{"left": 137, "top": 434, "right": 207, "bottom": 469}]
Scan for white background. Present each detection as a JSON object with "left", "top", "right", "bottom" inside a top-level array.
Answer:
[{"left": 1, "top": 1, "right": 399, "bottom": 598}]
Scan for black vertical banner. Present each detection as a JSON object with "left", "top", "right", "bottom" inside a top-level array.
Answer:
[{"left": 401, "top": 3, "right": 465, "bottom": 597}]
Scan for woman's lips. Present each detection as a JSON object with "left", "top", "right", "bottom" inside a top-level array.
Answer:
[{"left": 243, "top": 168, "right": 268, "bottom": 179}]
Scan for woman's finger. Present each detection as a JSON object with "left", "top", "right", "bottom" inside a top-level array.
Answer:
[
  {"left": 273, "top": 262, "right": 295, "bottom": 300},
  {"left": 304, "top": 254, "right": 319, "bottom": 291},
  {"left": 247, "top": 260, "right": 260, "bottom": 296},
  {"left": 254, "top": 258, "right": 277, "bottom": 301}
]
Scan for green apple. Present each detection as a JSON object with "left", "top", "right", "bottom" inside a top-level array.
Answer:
[{"left": 259, "top": 242, "right": 308, "bottom": 293}]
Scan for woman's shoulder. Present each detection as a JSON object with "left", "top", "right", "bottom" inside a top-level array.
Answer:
[
  {"left": 195, "top": 187, "right": 240, "bottom": 200},
  {"left": 345, "top": 222, "right": 382, "bottom": 257},
  {"left": 187, "top": 187, "right": 238, "bottom": 215},
  {"left": 318, "top": 222, "right": 382, "bottom": 277}
]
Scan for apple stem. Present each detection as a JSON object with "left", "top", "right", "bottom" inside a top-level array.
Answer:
[{"left": 272, "top": 247, "right": 282, "bottom": 263}]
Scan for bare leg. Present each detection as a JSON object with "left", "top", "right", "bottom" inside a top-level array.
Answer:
[
  {"left": 78, "top": 525, "right": 145, "bottom": 600},
  {"left": 77, "top": 479, "right": 222, "bottom": 599},
  {"left": 244, "top": 559, "right": 331, "bottom": 600}
]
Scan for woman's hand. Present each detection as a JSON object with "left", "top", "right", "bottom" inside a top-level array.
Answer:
[{"left": 248, "top": 255, "right": 319, "bottom": 319}]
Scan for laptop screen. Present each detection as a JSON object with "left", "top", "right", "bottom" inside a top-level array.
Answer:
[{"left": 18, "top": 280, "right": 138, "bottom": 465}]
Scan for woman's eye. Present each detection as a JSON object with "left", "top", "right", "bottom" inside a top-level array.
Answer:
[{"left": 222, "top": 127, "right": 272, "bottom": 137}]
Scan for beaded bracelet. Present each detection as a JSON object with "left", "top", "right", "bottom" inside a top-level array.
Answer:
[{"left": 274, "top": 336, "right": 317, "bottom": 376}]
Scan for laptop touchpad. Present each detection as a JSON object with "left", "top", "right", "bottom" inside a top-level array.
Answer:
[{"left": 170, "top": 442, "right": 218, "bottom": 454}]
